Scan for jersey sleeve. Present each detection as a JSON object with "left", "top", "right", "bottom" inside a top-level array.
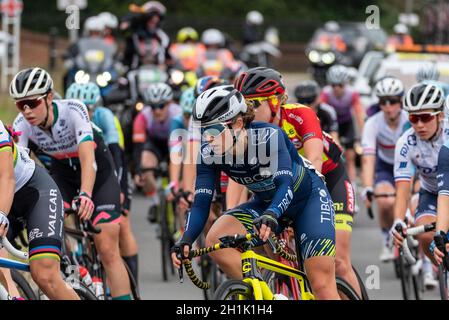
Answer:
[
  {"left": 68, "top": 101, "right": 94, "bottom": 144},
  {"left": 169, "top": 116, "right": 185, "bottom": 153},
  {"left": 361, "top": 116, "right": 377, "bottom": 156},
  {"left": 394, "top": 131, "right": 414, "bottom": 183},
  {"left": 132, "top": 111, "right": 147, "bottom": 143},
  {"left": 292, "top": 106, "right": 323, "bottom": 143},
  {"left": 265, "top": 129, "right": 294, "bottom": 218},
  {"left": 0, "top": 120, "right": 13, "bottom": 152},
  {"left": 97, "top": 108, "right": 120, "bottom": 145},
  {"left": 12, "top": 113, "right": 30, "bottom": 148},
  {"left": 182, "top": 151, "right": 216, "bottom": 244},
  {"left": 438, "top": 142, "right": 449, "bottom": 196}
]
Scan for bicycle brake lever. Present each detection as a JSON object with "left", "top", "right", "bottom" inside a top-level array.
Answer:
[
  {"left": 177, "top": 253, "right": 184, "bottom": 283},
  {"left": 267, "top": 236, "right": 277, "bottom": 254}
]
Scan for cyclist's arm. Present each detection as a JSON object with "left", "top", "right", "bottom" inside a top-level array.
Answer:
[
  {"left": 265, "top": 130, "right": 294, "bottom": 218},
  {"left": 12, "top": 114, "right": 30, "bottom": 148},
  {"left": 361, "top": 117, "right": 377, "bottom": 189},
  {"left": 71, "top": 102, "right": 96, "bottom": 196},
  {"left": 437, "top": 144, "right": 449, "bottom": 232},
  {"left": 352, "top": 92, "right": 365, "bottom": 132},
  {"left": 393, "top": 133, "right": 413, "bottom": 221},
  {"left": 168, "top": 117, "right": 185, "bottom": 188},
  {"left": 303, "top": 139, "right": 323, "bottom": 173},
  {"left": 0, "top": 127, "right": 15, "bottom": 214},
  {"left": 132, "top": 112, "right": 147, "bottom": 173},
  {"left": 181, "top": 161, "right": 216, "bottom": 245}
]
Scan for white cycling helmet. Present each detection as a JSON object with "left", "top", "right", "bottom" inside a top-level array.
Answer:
[
  {"left": 142, "top": 82, "right": 173, "bottom": 106},
  {"left": 201, "top": 29, "right": 225, "bottom": 47},
  {"left": 98, "top": 12, "right": 118, "bottom": 29},
  {"left": 417, "top": 63, "right": 440, "bottom": 82},
  {"left": 394, "top": 23, "right": 409, "bottom": 35},
  {"left": 10, "top": 67, "right": 54, "bottom": 99},
  {"left": 246, "top": 10, "right": 264, "bottom": 25},
  {"left": 84, "top": 16, "right": 105, "bottom": 33},
  {"left": 193, "top": 85, "right": 247, "bottom": 125},
  {"left": 324, "top": 21, "right": 340, "bottom": 33},
  {"left": 374, "top": 76, "right": 404, "bottom": 97},
  {"left": 326, "top": 65, "right": 349, "bottom": 85},
  {"left": 403, "top": 83, "right": 445, "bottom": 112}
]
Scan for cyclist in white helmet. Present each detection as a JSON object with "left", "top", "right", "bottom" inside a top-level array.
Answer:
[
  {"left": 133, "top": 82, "right": 182, "bottom": 221},
  {"left": 200, "top": 29, "right": 235, "bottom": 77},
  {"left": 392, "top": 83, "right": 449, "bottom": 288},
  {"left": 361, "top": 76, "right": 409, "bottom": 262},
  {"left": 417, "top": 63, "right": 449, "bottom": 117},
  {"left": 98, "top": 12, "right": 118, "bottom": 45},
  {"left": 243, "top": 10, "right": 264, "bottom": 45}
]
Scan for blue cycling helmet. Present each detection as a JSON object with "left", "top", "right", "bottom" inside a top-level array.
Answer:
[
  {"left": 194, "top": 76, "right": 228, "bottom": 98},
  {"left": 66, "top": 82, "right": 101, "bottom": 106},
  {"left": 180, "top": 87, "right": 196, "bottom": 115}
]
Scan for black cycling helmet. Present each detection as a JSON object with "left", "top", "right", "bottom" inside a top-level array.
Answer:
[
  {"left": 234, "top": 67, "right": 286, "bottom": 98},
  {"left": 294, "top": 80, "right": 320, "bottom": 104}
]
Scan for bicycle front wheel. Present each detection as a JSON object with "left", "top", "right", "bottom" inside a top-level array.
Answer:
[
  {"left": 336, "top": 277, "right": 360, "bottom": 300},
  {"left": 11, "top": 270, "right": 37, "bottom": 300},
  {"left": 213, "top": 280, "right": 254, "bottom": 300},
  {"left": 438, "top": 264, "right": 449, "bottom": 300}
]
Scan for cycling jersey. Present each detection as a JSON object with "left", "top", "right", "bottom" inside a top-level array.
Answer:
[
  {"left": 0, "top": 120, "right": 35, "bottom": 192},
  {"left": 362, "top": 110, "right": 409, "bottom": 165},
  {"left": 279, "top": 104, "right": 354, "bottom": 231},
  {"left": 437, "top": 141, "right": 449, "bottom": 197},
  {"left": 183, "top": 122, "right": 336, "bottom": 260},
  {"left": 280, "top": 104, "right": 342, "bottom": 175},
  {"left": 394, "top": 120, "right": 449, "bottom": 194},
  {"left": 320, "top": 86, "right": 360, "bottom": 125},
  {"left": 13, "top": 99, "right": 122, "bottom": 225},
  {"left": 316, "top": 103, "right": 339, "bottom": 134},
  {"left": 13, "top": 99, "right": 94, "bottom": 161},
  {"left": 133, "top": 103, "right": 182, "bottom": 143},
  {"left": 91, "top": 107, "right": 120, "bottom": 146}
]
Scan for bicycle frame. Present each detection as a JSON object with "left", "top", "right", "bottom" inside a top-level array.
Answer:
[{"left": 240, "top": 249, "right": 314, "bottom": 300}]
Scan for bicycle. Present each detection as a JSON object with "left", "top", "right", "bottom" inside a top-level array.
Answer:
[
  {"left": 394, "top": 221, "right": 436, "bottom": 300},
  {"left": 434, "top": 230, "right": 449, "bottom": 300},
  {"left": 63, "top": 208, "right": 140, "bottom": 300},
  {"left": 0, "top": 236, "right": 96, "bottom": 300},
  {"left": 141, "top": 163, "right": 178, "bottom": 282},
  {"left": 177, "top": 233, "right": 360, "bottom": 300}
]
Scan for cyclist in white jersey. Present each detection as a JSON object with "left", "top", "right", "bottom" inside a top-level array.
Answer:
[
  {"left": 11, "top": 67, "right": 132, "bottom": 299},
  {"left": 361, "top": 76, "right": 409, "bottom": 262},
  {"left": 0, "top": 119, "right": 80, "bottom": 299},
  {"left": 392, "top": 83, "right": 449, "bottom": 287}
]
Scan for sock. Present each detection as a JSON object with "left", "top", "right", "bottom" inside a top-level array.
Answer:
[
  {"left": 112, "top": 294, "right": 132, "bottom": 300},
  {"left": 381, "top": 228, "right": 390, "bottom": 247},
  {"left": 123, "top": 254, "right": 139, "bottom": 283},
  {"left": 423, "top": 256, "right": 433, "bottom": 274}
]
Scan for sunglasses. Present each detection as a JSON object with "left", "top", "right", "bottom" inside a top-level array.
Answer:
[
  {"left": 200, "top": 122, "right": 231, "bottom": 138},
  {"left": 379, "top": 97, "right": 402, "bottom": 106},
  {"left": 408, "top": 111, "right": 441, "bottom": 124},
  {"left": 331, "top": 84, "right": 344, "bottom": 88},
  {"left": 15, "top": 94, "right": 46, "bottom": 112},
  {"left": 245, "top": 95, "right": 277, "bottom": 109},
  {"left": 297, "top": 97, "right": 316, "bottom": 105},
  {"left": 150, "top": 103, "right": 167, "bottom": 110}
]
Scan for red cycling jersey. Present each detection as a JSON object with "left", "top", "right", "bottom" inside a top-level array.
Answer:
[{"left": 280, "top": 103, "right": 343, "bottom": 175}]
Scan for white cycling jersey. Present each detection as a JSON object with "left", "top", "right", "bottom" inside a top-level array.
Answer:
[
  {"left": 361, "top": 110, "right": 409, "bottom": 164},
  {"left": 13, "top": 99, "right": 94, "bottom": 160},
  {"left": 394, "top": 119, "right": 449, "bottom": 193},
  {"left": 0, "top": 120, "right": 35, "bottom": 191}
]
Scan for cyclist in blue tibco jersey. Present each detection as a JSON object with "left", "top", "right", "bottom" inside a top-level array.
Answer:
[{"left": 171, "top": 85, "right": 340, "bottom": 299}]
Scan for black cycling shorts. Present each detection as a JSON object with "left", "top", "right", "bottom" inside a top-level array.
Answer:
[
  {"left": 338, "top": 120, "right": 356, "bottom": 149},
  {"left": 325, "top": 163, "right": 355, "bottom": 232},
  {"left": 50, "top": 136, "right": 121, "bottom": 226},
  {"left": 143, "top": 137, "right": 169, "bottom": 163},
  {"left": 7, "top": 165, "right": 64, "bottom": 262}
]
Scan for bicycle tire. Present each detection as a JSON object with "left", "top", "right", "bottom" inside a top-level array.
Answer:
[
  {"left": 73, "top": 282, "right": 98, "bottom": 300},
  {"left": 336, "top": 277, "right": 360, "bottom": 300},
  {"left": 123, "top": 258, "right": 141, "bottom": 300},
  {"left": 11, "top": 270, "right": 37, "bottom": 300},
  {"left": 159, "top": 191, "right": 170, "bottom": 282},
  {"left": 398, "top": 254, "right": 411, "bottom": 300},
  {"left": 352, "top": 265, "right": 369, "bottom": 300},
  {"left": 438, "top": 264, "right": 448, "bottom": 300},
  {"left": 213, "top": 279, "right": 254, "bottom": 300},
  {"left": 412, "top": 270, "right": 422, "bottom": 300}
]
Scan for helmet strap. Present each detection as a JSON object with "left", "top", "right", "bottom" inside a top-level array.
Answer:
[
  {"left": 428, "top": 116, "right": 442, "bottom": 142},
  {"left": 268, "top": 96, "right": 281, "bottom": 124}
]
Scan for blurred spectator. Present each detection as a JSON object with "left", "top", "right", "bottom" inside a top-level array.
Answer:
[
  {"left": 198, "top": 29, "right": 235, "bottom": 77},
  {"left": 243, "top": 10, "right": 264, "bottom": 45},
  {"left": 169, "top": 27, "right": 206, "bottom": 72},
  {"left": 98, "top": 12, "right": 119, "bottom": 46},
  {"left": 387, "top": 23, "right": 414, "bottom": 48},
  {"left": 315, "top": 21, "right": 347, "bottom": 53}
]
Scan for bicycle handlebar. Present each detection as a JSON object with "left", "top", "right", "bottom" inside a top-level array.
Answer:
[
  {"left": 396, "top": 222, "right": 436, "bottom": 265},
  {"left": 178, "top": 233, "right": 297, "bottom": 290},
  {"left": 0, "top": 237, "right": 28, "bottom": 260}
]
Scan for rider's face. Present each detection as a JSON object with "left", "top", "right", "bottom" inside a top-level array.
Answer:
[
  {"left": 410, "top": 110, "right": 443, "bottom": 140},
  {"left": 152, "top": 102, "right": 170, "bottom": 121},
  {"left": 205, "top": 118, "right": 244, "bottom": 155},
  {"left": 331, "top": 83, "right": 345, "bottom": 96},
  {"left": 379, "top": 98, "right": 402, "bottom": 122},
  {"left": 17, "top": 93, "right": 52, "bottom": 126},
  {"left": 253, "top": 99, "right": 272, "bottom": 122},
  {"left": 147, "top": 15, "right": 160, "bottom": 30}
]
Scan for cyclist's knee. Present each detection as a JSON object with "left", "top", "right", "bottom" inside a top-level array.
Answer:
[
  {"left": 30, "top": 259, "right": 60, "bottom": 290},
  {"left": 335, "top": 255, "right": 351, "bottom": 278}
]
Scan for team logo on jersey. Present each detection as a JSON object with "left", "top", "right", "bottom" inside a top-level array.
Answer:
[
  {"left": 407, "top": 135, "right": 417, "bottom": 146},
  {"left": 399, "top": 162, "right": 408, "bottom": 169},
  {"left": 345, "top": 181, "right": 355, "bottom": 214},
  {"left": 288, "top": 112, "right": 304, "bottom": 125}
]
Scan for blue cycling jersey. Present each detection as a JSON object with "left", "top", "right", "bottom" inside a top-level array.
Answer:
[
  {"left": 438, "top": 141, "right": 449, "bottom": 197},
  {"left": 183, "top": 122, "right": 314, "bottom": 244},
  {"left": 91, "top": 107, "right": 120, "bottom": 146}
]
